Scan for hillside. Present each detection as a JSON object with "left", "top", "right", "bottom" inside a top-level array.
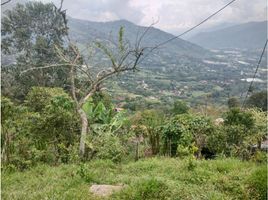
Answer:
[
  {"left": 189, "top": 21, "right": 267, "bottom": 49},
  {"left": 68, "top": 17, "right": 209, "bottom": 59},
  {"left": 67, "top": 18, "right": 267, "bottom": 107}
]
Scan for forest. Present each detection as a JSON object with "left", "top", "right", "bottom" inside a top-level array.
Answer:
[{"left": 1, "top": 1, "right": 267, "bottom": 200}]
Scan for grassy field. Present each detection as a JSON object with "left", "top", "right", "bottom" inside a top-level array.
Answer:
[{"left": 1, "top": 157, "right": 266, "bottom": 200}]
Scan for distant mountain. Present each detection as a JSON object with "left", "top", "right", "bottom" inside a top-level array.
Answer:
[
  {"left": 68, "top": 17, "right": 209, "bottom": 59},
  {"left": 188, "top": 21, "right": 267, "bottom": 49},
  {"left": 2, "top": 1, "right": 209, "bottom": 59},
  {"left": 181, "top": 22, "right": 237, "bottom": 40}
]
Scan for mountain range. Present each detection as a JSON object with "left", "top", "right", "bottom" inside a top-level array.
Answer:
[
  {"left": 68, "top": 17, "right": 209, "bottom": 60},
  {"left": 189, "top": 21, "right": 267, "bottom": 49}
]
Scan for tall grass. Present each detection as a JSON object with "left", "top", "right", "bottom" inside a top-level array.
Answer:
[{"left": 2, "top": 157, "right": 266, "bottom": 200}]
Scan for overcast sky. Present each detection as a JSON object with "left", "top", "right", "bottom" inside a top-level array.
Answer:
[{"left": 37, "top": 0, "right": 266, "bottom": 34}]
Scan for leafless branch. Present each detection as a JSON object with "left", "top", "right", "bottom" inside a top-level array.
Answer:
[
  {"left": 20, "top": 64, "right": 75, "bottom": 75},
  {"left": 59, "top": 0, "right": 64, "bottom": 10}
]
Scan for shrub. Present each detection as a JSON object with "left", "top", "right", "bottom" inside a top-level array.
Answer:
[
  {"left": 1, "top": 88, "right": 80, "bottom": 170},
  {"left": 172, "top": 100, "right": 189, "bottom": 115},
  {"left": 87, "top": 134, "right": 125, "bottom": 163},
  {"left": 131, "top": 110, "right": 164, "bottom": 155},
  {"left": 246, "top": 91, "right": 267, "bottom": 111},
  {"left": 224, "top": 108, "right": 254, "bottom": 129},
  {"left": 177, "top": 144, "right": 198, "bottom": 158},
  {"left": 161, "top": 114, "right": 214, "bottom": 158},
  {"left": 25, "top": 87, "right": 70, "bottom": 112}
]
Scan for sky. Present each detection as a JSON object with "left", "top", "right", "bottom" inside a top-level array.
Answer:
[{"left": 35, "top": 0, "right": 267, "bottom": 34}]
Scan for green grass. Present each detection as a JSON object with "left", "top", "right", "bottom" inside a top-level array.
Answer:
[{"left": 1, "top": 158, "right": 266, "bottom": 200}]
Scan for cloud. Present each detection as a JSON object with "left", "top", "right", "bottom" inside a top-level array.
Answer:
[
  {"left": 131, "top": 0, "right": 267, "bottom": 34},
  {"left": 37, "top": 0, "right": 267, "bottom": 34},
  {"left": 44, "top": 0, "right": 144, "bottom": 22}
]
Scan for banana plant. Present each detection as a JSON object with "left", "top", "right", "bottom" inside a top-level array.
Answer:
[{"left": 82, "top": 99, "right": 127, "bottom": 135}]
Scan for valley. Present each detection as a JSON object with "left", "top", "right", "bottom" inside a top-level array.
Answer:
[{"left": 67, "top": 18, "right": 267, "bottom": 109}]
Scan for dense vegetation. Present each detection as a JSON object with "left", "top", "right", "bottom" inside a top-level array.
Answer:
[{"left": 1, "top": 1, "right": 267, "bottom": 200}]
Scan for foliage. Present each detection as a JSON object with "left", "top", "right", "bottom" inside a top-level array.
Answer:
[
  {"left": 208, "top": 108, "right": 267, "bottom": 160},
  {"left": 1, "top": 97, "right": 40, "bottom": 170},
  {"left": 247, "top": 108, "right": 267, "bottom": 146},
  {"left": 161, "top": 114, "right": 214, "bottom": 158},
  {"left": 1, "top": 87, "right": 79, "bottom": 170},
  {"left": 227, "top": 97, "right": 240, "bottom": 108},
  {"left": 83, "top": 100, "right": 115, "bottom": 125},
  {"left": 86, "top": 134, "right": 126, "bottom": 162},
  {"left": 246, "top": 90, "right": 267, "bottom": 111},
  {"left": 1, "top": 1, "right": 69, "bottom": 99},
  {"left": 224, "top": 108, "right": 255, "bottom": 128},
  {"left": 177, "top": 144, "right": 198, "bottom": 158},
  {"left": 81, "top": 96, "right": 128, "bottom": 161},
  {"left": 26, "top": 87, "right": 72, "bottom": 112},
  {"left": 131, "top": 110, "right": 164, "bottom": 155},
  {"left": 160, "top": 116, "right": 185, "bottom": 156},
  {"left": 172, "top": 100, "right": 189, "bottom": 115},
  {"left": 251, "top": 150, "right": 267, "bottom": 164},
  {"left": 207, "top": 126, "right": 230, "bottom": 155}
]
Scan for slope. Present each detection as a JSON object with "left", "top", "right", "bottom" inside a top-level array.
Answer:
[{"left": 189, "top": 21, "right": 267, "bottom": 49}]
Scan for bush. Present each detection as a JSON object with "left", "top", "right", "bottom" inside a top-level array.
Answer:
[
  {"left": 224, "top": 108, "right": 254, "bottom": 129},
  {"left": 131, "top": 110, "right": 164, "bottom": 155},
  {"left": 246, "top": 166, "right": 267, "bottom": 200},
  {"left": 25, "top": 87, "right": 70, "bottom": 112},
  {"left": 1, "top": 88, "right": 80, "bottom": 170},
  {"left": 172, "top": 100, "right": 189, "bottom": 115},
  {"left": 87, "top": 134, "right": 125, "bottom": 163},
  {"left": 246, "top": 91, "right": 267, "bottom": 111},
  {"left": 161, "top": 114, "right": 214, "bottom": 158},
  {"left": 177, "top": 144, "right": 198, "bottom": 158},
  {"left": 209, "top": 108, "right": 267, "bottom": 160}
]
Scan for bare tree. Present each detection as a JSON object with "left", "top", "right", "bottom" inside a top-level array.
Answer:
[
  {"left": 59, "top": 31, "right": 149, "bottom": 157},
  {"left": 20, "top": 1, "right": 157, "bottom": 158},
  {"left": 22, "top": 28, "right": 154, "bottom": 157}
]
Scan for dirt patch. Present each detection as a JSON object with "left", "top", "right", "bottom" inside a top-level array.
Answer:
[{"left": 89, "top": 184, "right": 125, "bottom": 197}]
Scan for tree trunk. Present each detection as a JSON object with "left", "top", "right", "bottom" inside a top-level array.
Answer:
[{"left": 78, "top": 108, "right": 88, "bottom": 157}]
